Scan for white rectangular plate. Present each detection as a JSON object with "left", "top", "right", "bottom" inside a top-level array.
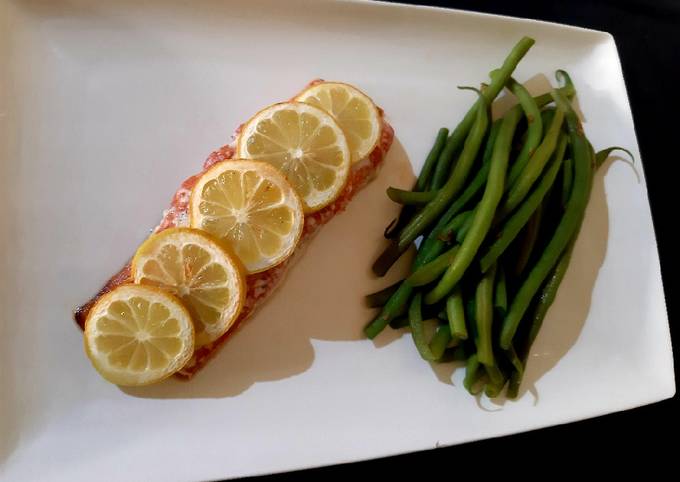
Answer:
[{"left": 0, "top": 0, "right": 674, "bottom": 480}]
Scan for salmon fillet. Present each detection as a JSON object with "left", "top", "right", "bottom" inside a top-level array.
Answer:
[{"left": 74, "top": 83, "right": 394, "bottom": 378}]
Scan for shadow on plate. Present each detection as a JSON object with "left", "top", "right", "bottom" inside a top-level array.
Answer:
[
  {"left": 0, "top": 331, "right": 19, "bottom": 467},
  {"left": 122, "top": 137, "right": 416, "bottom": 399}
]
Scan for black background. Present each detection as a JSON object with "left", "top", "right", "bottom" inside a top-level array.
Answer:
[{"left": 248, "top": 1, "right": 678, "bottom": 478}]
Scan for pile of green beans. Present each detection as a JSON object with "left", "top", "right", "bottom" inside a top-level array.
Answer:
[{"left": 364, "top": 39, "right": 629, "bottom": 399}]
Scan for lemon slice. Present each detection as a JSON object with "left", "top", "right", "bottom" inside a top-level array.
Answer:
[
  {"left": 189, "top": 160, "right": 304, "bottom": 274},
  {"left": 236, "top": 102, "right": 351, "bottom": 212},
  {"left": 131, "top": 228, "right": 245, "bottom": 347},
  {"left": 295, "top": 82, "right": 381, "bottom": 164},
  {"left": 84, "top": 284, "right": 194, "bottom": 386}
]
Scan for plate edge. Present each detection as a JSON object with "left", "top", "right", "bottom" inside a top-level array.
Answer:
[{"left": 342, "top": 0, "right": 614, "bottom": 40}]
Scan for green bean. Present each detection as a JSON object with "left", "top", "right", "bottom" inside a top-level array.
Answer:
[
  {"left": 381, "top": 129, "right": 449, "bottom": 236},
  {"left": 439, "top": 210, "right": 474, "bottom": 243},
  {"left": 389, "top": 317, "right": 409, "bottom": 329},
  {"left": 507, "top": 371, "right": 522, "bottom": 398},
  {"left": 507, "top": 240, "right": 575, "bottom": 398},
  {"left": 410, "top": 211, "right": 471, "bottom": 276},
  {"left": 383, "top": 192, "right": 425, "bottom": 239},
  {"left": 474, "top": 264, "right": 496, "bottom": 366},
  {"left": 366, "top": 216, "right": 469, "bottom": 335},
  {"left": 364, "top": 282, "right": 413, "bottom": 339},
  {"left": 429, "top": 324, "right": 453, "bottom": 360},
  {"left": 505, "top": 78, "right": 544, "bottom": 189},
  {"left": 430, "top": 37, "right": 535, "bottom": 189},
  {"left": 386, "top": 188, "right": 437, "bottom": 205},
  {"left": 513, "top": 107, "right": 554, "bottom": 161},
  {"left": 369, "top": 215, "right": 466, "bottom": 336},
  {"left": 484, "top": 365, "right": 507, "bottom": 398},
  {"left": 494, "top": 264, "right": 507, "bottom": 316},
  {"left": 485, "top": 382, "right": 506, "bottom": 398},
  {"left": 372, "top": 86, "right": 574, "bottom": 276},
  {"left": 408, "top": 293, "right": 438, "bottom": 361},
  {"left": 514, "top": 203, "right": 543, "bottom": 276},
  {"left": 535, "top": 161, "right": 564, "bottom": 249},
  {"left": 408, "top": 245, "right": 460, "bottom": 287},
  {"left": 499, "top": 109, "right": 566, "bottom": 219},
  {"left": 455, "top": 206, "right": 477, "bottom": 243},
  {"left": 499, "top": 88, "right": 593, "bottom": 350},
  {"left": 446, "top": 288, "right": 468, "bottom": 340},
  {"left": 439, "top": 119, "right": 500, "bottom": 220},
  {"left": 412, "top": 119, "right": 502, "bottom": 268},
  {"left": 595, "top": 146, "right": 634, "bottom": 169},
  {"left": 539, "top": 107, "right": 556, "bottom": 132},
  {"left": 516, "top": 126, "right": 529, "bottom": 152},
  {"left": 416, "top": 127, "right": 450, "bottom": 191},
  {"left": 364, "top": 280, "right": 402, "bottom": 308},
  {"left": 448, "top": 345, "right": 467, "bottom": 362},
  {"left": 464, "top": 354, "right": 484, "bottom": 394},
  {"left": 399, "top": 91, "right": 489, "bottom": 251},
  {"left": 369, "top": 93, "right": 576, "bottom": 337},
  {"left": 413, "top": 210, "right": 473, "bottom": 270},
  {"left": 372, "top": 240, "right": 401, "bottom": 276},
  {"left": 485, "top": 363, "right": 504, "bottom": 386},
  {"left": 561, "top": 157, "right": 574, "bottom": 208},
  {"left": 423, "top": 299, "right": 448, "bottom": 321},
  {"left": 507, "top": 368, "right": 522, "bottom": 398},
  {"left": 479, "top": 134, "right": 567, "bottom": 273},
  {"left": 529, "top": 241, "right": 576, "bottom": 348},
  {"left": 425, "top": 107, "right": 522, "bottom": 304},
  {"left": 555, "top": 70, "right": 575, "bottom": 99},
  {"left": 372, "top": 93, "right": 488, "bottom": 277},
  {"left": 466, "top": 297, "right": 477, "bottom": 335},
  {"left": 535, "top": 85, "right": 574, "bottom": 108},
  {"left": 383, "top": 215, "right": 404, "bottom": 239},
  {"left": 505, "top": 344, "right": 524, "bottom": 377},
  {"left": 431, "top": 133, "right": 463, "bottom": 191}
]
